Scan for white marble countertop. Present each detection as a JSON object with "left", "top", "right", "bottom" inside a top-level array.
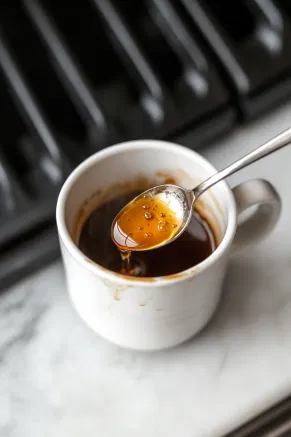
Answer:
[{"left": 1, "top": 102, "right": 291, "bottom": 437}]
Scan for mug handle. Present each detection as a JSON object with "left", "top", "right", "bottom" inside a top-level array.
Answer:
[{"left": 231, "top": 179, "right": 281, "bottom": 254}]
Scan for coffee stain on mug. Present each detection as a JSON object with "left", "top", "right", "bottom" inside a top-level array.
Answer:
[{"left": 102, "top": 279, "right": 131, "bottom": 302}]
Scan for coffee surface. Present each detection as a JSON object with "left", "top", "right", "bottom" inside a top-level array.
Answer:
[{"left": 77, "top": 191, "right": 216, "bottom": 277}]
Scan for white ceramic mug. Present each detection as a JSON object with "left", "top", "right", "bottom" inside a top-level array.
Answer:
[{"left": 56, "top": 140, "right": 281, "bottom": 351}]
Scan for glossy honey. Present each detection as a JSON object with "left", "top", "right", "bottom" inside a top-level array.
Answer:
[{"left": 111, "top": 194, "right": 182, "bottom": 251}]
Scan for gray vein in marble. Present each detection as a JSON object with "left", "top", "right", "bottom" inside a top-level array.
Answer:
[{"left": 0, "top": 308, "right": 47, "bottom": 363}]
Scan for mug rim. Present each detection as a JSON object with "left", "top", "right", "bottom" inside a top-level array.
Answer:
[{"left": 56, "top": 140, "right": 237, "bottom": 287}]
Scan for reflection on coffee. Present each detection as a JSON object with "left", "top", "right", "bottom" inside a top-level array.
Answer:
[{"left": 77, "top": 190, "right": 217, "bottom": 278}]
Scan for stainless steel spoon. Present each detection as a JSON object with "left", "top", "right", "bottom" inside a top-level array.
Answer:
[{"left": 113, "top": 127, "right": 291, "bottom": 251}]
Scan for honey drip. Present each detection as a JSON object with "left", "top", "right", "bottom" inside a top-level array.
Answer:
[{"left": 119, "top": 251, "right": 144, "bottom": 276}]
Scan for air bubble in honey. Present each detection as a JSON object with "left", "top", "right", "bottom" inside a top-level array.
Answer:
[{"left": 144, "top": 212, "right": 153, "bottom": 220}]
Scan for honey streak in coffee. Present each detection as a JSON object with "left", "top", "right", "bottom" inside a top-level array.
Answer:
[{"left": 78, "top": 191, "right": 216, "bottom": 277}]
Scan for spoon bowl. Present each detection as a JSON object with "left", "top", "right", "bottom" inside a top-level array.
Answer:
[{"left": 111, "top": 184, "right": 194, "bottom": 251}]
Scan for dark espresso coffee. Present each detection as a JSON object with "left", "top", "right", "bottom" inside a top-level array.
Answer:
[{"left": 77, "top": 191, "right": 217, "bottom": 277}]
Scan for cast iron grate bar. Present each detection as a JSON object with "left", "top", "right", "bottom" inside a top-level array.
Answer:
[
  {"left": 0, "top": 29, "right": 67, "bottom": 253},
  {"left": 0, "top": 32, "right": 65, "bottom": 181},
  {"left": 248, "top": 0, "right": 284, "bottom": 53},
  {"left": 0, "top": 148, "right": 28, "bottom": 214},
  {"left": 91, "top": 0, "right": 167, "bottom": 125},
  {"left": 179, "top": 0, "right": 250, "bottom": 95},
  {"left": 147, "top": 0, "right": 209, "bottom": 97},
  {"left": 22, "top": 0, "right": 111, "bottom": 148},
  {"left": 179, "top": 0, "right": 291, "bottom": 118}
]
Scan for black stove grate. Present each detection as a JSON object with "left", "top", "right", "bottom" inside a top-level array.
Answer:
[{"left": 1, "top": 0, "right": 291, "bottom": 289}]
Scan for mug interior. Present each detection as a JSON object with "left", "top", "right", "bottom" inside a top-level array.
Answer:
[{"left": 57, "top": 141, "right": 236, "bottom": 282}]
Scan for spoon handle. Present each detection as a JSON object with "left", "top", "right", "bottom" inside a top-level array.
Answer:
[{"left": 193, "top": 126, "right": 291, "bottom": 199}]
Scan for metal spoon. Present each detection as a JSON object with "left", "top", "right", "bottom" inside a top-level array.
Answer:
[{"left": 113, "top": 127, "right": 291, "bottom": 251}]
